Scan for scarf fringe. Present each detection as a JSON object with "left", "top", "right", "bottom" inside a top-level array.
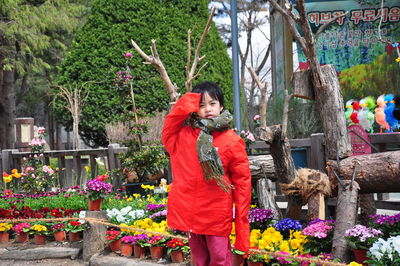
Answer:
[{"left": 200, "top": 161, "right": 234, "bottom": 192}]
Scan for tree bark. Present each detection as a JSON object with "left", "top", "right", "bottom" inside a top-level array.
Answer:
[
  {"left": 256, "top": 178, "right": 283, "bottom": 220},
  {"left": 359, "top": 193, "right": 376, "bottom": 225},
  {"left": 0, "top": 70, "right": 16, "bottom": 149},
  {"left": 332, "top": 180, "right": 359, "bottom": 263},
  {"left": 326, "top": 151, "right": 400, "bottom": 193},
  {"left": 258, "top": 125, "right": 303, "bottom": 219},
  {"left": 248, "top": 155, "right": 276, "bottom": 181}
]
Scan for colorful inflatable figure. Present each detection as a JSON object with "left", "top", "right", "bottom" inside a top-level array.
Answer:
[
  {"left": 350, "top": 101, "right": 360, "bottom": 124},
  {"left": 375, "top": 95, "right": 389, "bottom": 133},
  {"left": 358, "top": 96, "right": 376, "bottom": 133},
  {"left": 345, "top": 100, "right": 355, "bottom": 125},
  {"left": 384, "top": 94, "right": 398, "bottom": 132}
]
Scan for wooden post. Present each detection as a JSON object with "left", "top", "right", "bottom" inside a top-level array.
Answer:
[
  {"left": 332, "top": 180, "right": 359, "bottom": 262},
  {"left": 89, "top": 155, "right": 97, "bottom": 178},
  {"left": 83, "top": 211, "right": 108, "bottom": 261},
  {"left": 73, "top": 154, "right": 82, "bottom": 186},
  {"left": 1, "top": 149, "right": 16, "bottom": 173},
  {"left": 107, "top": 144, "right": 119, "bottom": 171},
  {"left": 57, "top": 156, "right": 66, "bottom": 188},
  {"left": 256, "top": 178, "right": 283, "bottom": 219},
  {"left": 309, "top": 133, "right": 325, "bottom": 172}
]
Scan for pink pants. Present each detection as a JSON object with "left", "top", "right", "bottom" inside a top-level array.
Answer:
[{"left": 188, "top": 232, "right": 232, "bottom": 266}]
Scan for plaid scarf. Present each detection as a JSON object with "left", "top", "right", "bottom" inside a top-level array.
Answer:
[{"left": 187, "top": 110, "right": 234, "bottom": 192}]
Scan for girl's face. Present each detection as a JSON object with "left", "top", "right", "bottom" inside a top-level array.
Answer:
[{"left": 196, "top": 92, "right": 223, "bottom": 119}]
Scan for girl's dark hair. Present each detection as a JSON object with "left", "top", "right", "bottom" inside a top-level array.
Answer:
[{"left": 192, "top": 81, "right": 224, "bottom": 107}]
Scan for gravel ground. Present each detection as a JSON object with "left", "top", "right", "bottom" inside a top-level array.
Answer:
[{"left": 0, "top": 258, "right": 87, "bottom": 266}]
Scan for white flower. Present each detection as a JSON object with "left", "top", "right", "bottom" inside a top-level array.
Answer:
[
  {"left": 116, "top": 214, "right": 126, "bottom": 223},
  {"left": 78, "top": 211, "right": 86, "bottom": 224},
  {"left": 120, "top": 206, "right": 132, "bottom": 215}
]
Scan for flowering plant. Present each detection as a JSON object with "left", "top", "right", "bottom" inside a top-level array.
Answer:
[
  {"left": 146, "top": 203, "right": 166, "bottom": 215},
  {"left": 85, "top": 177, "right": 112, "bottom": 200},
  {"left": 367, "top": 235, "right": 400, "bottom": 265},
  {"left": 369, "top": 213, "right": 400, "bottom": 238},
  {"left": 65, "top": 221, "right": 85, "bottom": 233},
  {"left": 50, "top": 223, "right": 66, "bottom": 233},
  {"left": 121, "top": 235, "right": 135, "bottom": 244},
  {"left": 105, "top": 228, "right": 122, "bottom": 244},
  {"left": 249, "top": 208, "right": 274, "bottom": 230},
  {"left": 106, "top": 206, "right": 145, "bottom": 224},
  {"left": 149, "top": 210, "right": 167, "bottom": 223},
  {"left": 345, "top": 224, "right": 383, "bottom": 250},
  {"left": 166, "top": 238, "right": 189, "bottom": 255},
  {"left": 302, "top": 219, "right": 335, "bottom": 255},
  {"left": 244, "top": 247, "right": 266, "bottom": 262},
  {"left": 274, "top": 218, "right": 303, "bottom": 238},
  {"left": 12, "top": 222, "right": 31, "bottom": 234},
  {"left": 132, "top": 233, "right": 150, "bottom": 247},
  {"left": 0, "top": 223, "right": 12, "bottom": 232},
  {"left": 29, "top": 224, "right": 48, "bottom": 235},
  {"left": 144, "top": 235, "right": 166, "bottom": 247},
  {"left": 235, "top": 129, "right": 256, "bottom": 146}
]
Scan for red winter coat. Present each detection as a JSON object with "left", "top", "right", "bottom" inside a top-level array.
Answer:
[{"left": 162, "top": 93, "right": 251, "bottom": 252}]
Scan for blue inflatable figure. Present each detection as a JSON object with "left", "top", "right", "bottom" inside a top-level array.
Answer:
[{"left": 384, "top": 94, "right": 398, "bottom": 132}]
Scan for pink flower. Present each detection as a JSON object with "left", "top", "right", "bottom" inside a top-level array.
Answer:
[
  {"left": 253, "top": 114, "right": 260, "bottom": 120},
  {"left": 124, "top": 52, "right": 133, "bottom": 58}
]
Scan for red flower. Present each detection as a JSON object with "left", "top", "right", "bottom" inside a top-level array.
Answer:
[
  {"left": 4, "top": 189, "right": 12, "bottom": 195},
  {"left": 95, "top": 174, "right": 109, "bottom": 181},
  {"left": 70, "top": 221, "right": 81, "bottom": 226}
]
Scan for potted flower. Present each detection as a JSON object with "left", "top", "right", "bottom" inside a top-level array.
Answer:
[
  {"left": 231, "top": 249, "right": 246, "bottom": 266},
  {"left": 65, "top": 221, "right": 85, "bottom": 242},
  {"left": 249, "top": 208, "right": 274, "bottom": 230},
  {"left": 302, "top": 219, "right": 335, "bottom": 255},
  {"left": 367, "top": 235, "right": 400, "bottom": 265},
  {"left": 345, "top": 224, "right": 383, "bottom": 264},
  {"left": 145, "top": 235, "right": 166, "bottom": 260},
  {"left": 0, "top": 223, "right": 12, "bottom": 243},
  {"left": 106, "top": 228, "right": 122, "bottom": 252},
  {"left": 85, "top": 175, "right": 113, "bottom": 211},
  {"left": 51, "top": 223, "right": 66, "bottom": 242},
  {"left": 132, "top": 233, "right": 150, "bottom": 258},
  {"left": 12, "top": 222, "right": 31, "bottom": 243},
  {"left": 369, "top": 213, "right": 400, "bottom": 238},
  {"left": 29, "top": 224, "right": 48, "bottom": 245},
  {"left": 273, "top": 218, "right": 303, "bottom": 239},
  {"left": 244, "top": 247, "right": 266, "bottom": 266},
  {"left": 120, "top": 235, "right": 135, "bottom": 257},
  {"left": 166, "top": 238, "right": 189, "bottom": 263}
]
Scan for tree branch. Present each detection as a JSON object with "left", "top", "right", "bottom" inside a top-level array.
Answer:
[{"left": 315, "top": 11, "right": 349, "bottom": 40}]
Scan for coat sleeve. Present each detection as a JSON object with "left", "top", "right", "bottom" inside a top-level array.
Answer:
[
  {"left": 162, "top": 93, "right": 201, "bottom": 155},
  {"left": 227, "top": 138, "right": 251, "bottom": 252}
]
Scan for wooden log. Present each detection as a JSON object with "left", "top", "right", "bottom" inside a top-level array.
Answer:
[
  {"left": 258, "top": 125, "right": 303, "bottom": 219},
  {"left": 248, "top": 155, "right": 276, "bottom": 181},
  {"left": 314, "top": 65, "right": 352, "bottom": 160},
  {"left": 326, "top": 151, "right": 400, "bottom": 193},
  {"left": 292, "top": 69, "right": 315, "bottom": 100},
  {"left": 332, "top": 180, "right": 359, "bottom": 262},
  {"left": 83, "top": 211, "right": 108, "bottom": 261},
  {"left": 359, "top": 194, "right": 376, "bottom": 225},
  {"left": 256, "top": 178, "right": 283, "bottom": 220}
]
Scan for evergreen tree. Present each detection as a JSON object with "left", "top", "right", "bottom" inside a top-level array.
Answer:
[{"left": 55, "top": 0, "right": 233, "bottom": 147}]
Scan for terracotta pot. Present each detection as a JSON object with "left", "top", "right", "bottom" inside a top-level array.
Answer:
[
  {"left": 150, "top": 246, "right": 164, "bottom": 260},
  {"left": 53, "top": 231, "right": 66, "bottom": 242},
  {"left": 170, "top": 250, "right": 184, "bottom": 263},
  {"left": 0, "top": 232, "right": 9, "bottom": 243},
  {"left": 88, "top": 198, "right": 102, "bottom": 211},
  {"left": 133, "top": 245, "right": 146, "bottom": 258},
  {"left": 68, "top": 231, "right": 81, "bottom": 242},
  {"left": 34, "top": 234, "right": 46, "bottom": 245},
  {"left": 353, "top": 249, "right": 369, "bottom": 266},
  {"left": 120, "top": 243, "right": 133, "bottom": 257},
  {"left": 247, "top": 261, "right": 263, "bottom": 266},
  {"left": 109, "top": 239, "right": 121, "bottom": 252},
  {"left": 232, "top": 253, "right": 245, "bottom": 266},
  {"left": 16, "top": 232, "right": 29, "bottom": 243}
]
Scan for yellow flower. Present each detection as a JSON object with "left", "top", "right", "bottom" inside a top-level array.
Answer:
[
  {"left": 349, "top": 262, "right": 363, "bottom": 266},
  {"left": 31, "top": 224, "right": 47, "bottom": 232},
  {"left": 289, "top": 238, "right": 301, "bottom": 250},
  {"left": 11, "top": 169, "right": 21, "bottom": 178},
  {"left": 120, "top": 223, "right": 135, "bottom": 233},
  {"left": 126, "top": 197, "right": 133, "bottom": 202},
  {"left": 279, "top": 240, "right": 290, "bottom": 253},
  {"left": 250, "top": 204, "right": 256, "bottom": 208},
  {"left": 0, "top": 223, "right": 12, "bottom": 232},
  {"left": 2, "top": 174, "right": 12, "bottom": 183},
  {"left": 133, "top": 193, "right": 140, "bottom": 199},
  {"left": 396, "top": 57, "right": 400, "bottom": 63},
  {"left": 84, "top": 166, "right": 90, "bottom": 172}
]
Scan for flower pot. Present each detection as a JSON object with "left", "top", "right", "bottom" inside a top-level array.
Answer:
[
  {"left": 247, "top": 261, "right": 263, "bottom": 266},
  {"left": 232, "top": 254, "right": 245, "bottom": 266},
  {"left": 68, "top": 231, "right": 81, "bottom": 242},
  {"left": 150, "top": 246, "right": 164, "bottom": 260},
  {"left": 353, "top": 249, "right": 369, "bottom": 266},
  {"left": 133, "top": 245, "right": 146, "bottom": 258},
  {"left": 120, "top": 243, "right": 133, "bottom": 257},
  {"left": 16, "top": 232, "right": 29, "bottom": 243},
  {"left": 88, "top": 198, "right": 102, "bottom": 211},
  {"left": 54, "top": 231, "right": 66, "bottom": 242},
  {"left": 109, "top": 239, "right": 121, "bottom": 252},
  {"left": 0, "top": 232, "right": 9, "bottom": 243},
  {"left": 170, "top": 250, "right": 184, "bottom": 263},
  {"left": 34, "top": 234, "right": 46, "bottom": 245}
]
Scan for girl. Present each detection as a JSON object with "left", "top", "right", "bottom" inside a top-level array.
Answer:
[{"left": 162, "top": 81, "right": 251, "bottom": 266}]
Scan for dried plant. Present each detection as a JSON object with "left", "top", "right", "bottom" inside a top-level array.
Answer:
[
  {"left": 105, "top": 121, "right": 133, "bottom": 144},
  {"left": 142, "top": 111, "right": 167, "bottom": 143}
]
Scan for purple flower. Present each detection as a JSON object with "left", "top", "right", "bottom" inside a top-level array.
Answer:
[
  {"left": 85, "top": 179, "right": 113, "bottom": 200},
  {"left": 274, "top": 218, "right": 303, "bottom": 232},
  {"left": 121, "top": 235, "right": 135, "bottom": 244},
  {"left": 146, "top": 204, "right": 166, "bottom": 213}
]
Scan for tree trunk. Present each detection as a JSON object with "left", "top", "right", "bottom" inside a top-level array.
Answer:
[
  {"left": 248, "top": 155, "right": 276, "bottom": 181},
  {"left": 256, "top": 178, "right": 283, "bottom": 220},
  {"left": 0, "top": 70, "right": 16, "bottom": 150},
  {"left": 332, "top": 180, "right": 359, "bottom": 262},
  {"left": 326, "top": 151, "right": 400, "bottom": 193},
  {"left": 359, "top": 194, "right": 376, "bottom": 225},
  {"left": 311, "top": 65, "right": 352, "bottom": 160},
  {"left": 258, "top": 125, "right": 303, "bottom": 219}
]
